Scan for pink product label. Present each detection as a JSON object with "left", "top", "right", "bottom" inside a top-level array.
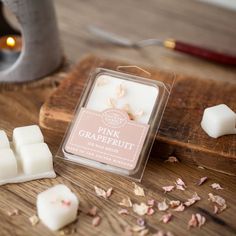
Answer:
[{"left": 64, "top": 108, "right": 149, "bottom": 170}]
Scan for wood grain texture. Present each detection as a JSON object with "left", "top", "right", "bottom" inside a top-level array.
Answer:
[
  {"left": 39, "top": 55, "right": 236, "bottom": 176},
  {"left": 0, "top": 0, "right": 236, "bottom": 235}
]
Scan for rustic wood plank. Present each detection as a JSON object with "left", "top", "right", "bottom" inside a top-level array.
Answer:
[{"left": 39, "top": 55, "right": 236, "bottom": 175}]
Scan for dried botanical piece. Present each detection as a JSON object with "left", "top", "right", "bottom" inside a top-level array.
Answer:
[
  {"left": 157, "top": 199, "right": 169, "bottom": 211},
  {"left": 29, "top": 215, "right": 39, "bottom": 226},
  {"left": 96, "top": 78, "right": 108, "bottom": 86},
  {"left": 184, "top": 192, "right": 201, "bottom": 207},
  {"left": 119, "top": 197, "right": 133, "bottom": 207},
  {"left": 118, "top": 209, "right": 129, "bottom": 215},
  {"left": 162, "top": 185, "right": 175, "bottom": 193},
  {"left": 87, "top": 206, "right": 98, "bottom": 216},
  {"left": 139, "top": 228, "right": 149, "bottom": 236},
  {"left": 165, "top": 156, "right": 179, "bottom": 163},
  {"left": 160, "top": 213, "right": 172, "bottom": 223},
  {"left": 147, "top": 207, "right": 155, "bottom": 216},
  {"left": 210, "top": 183, "right": 223, "bottom": 190},
  {"left": 133, "top": 203, "right": 149, "bottom": 216},
  {"left": 116, "top": 84, "right": 125, "bottom": 98},
  {"left": 147, "top": 199, "right": 155, "bottom": 206},
  {"left": 153, "top": 230, "right": 174, "bottom": 236},
  {"left": 92, "top": 216, "right": 101, "bottom": 227},
  {"left": 133, "top": 182, "right": 145, "bottom": 196},
  {"left": 7, "top": 209, "right": 20, "bottom": 216},
  {"left": 132, "top": 225, "right": 146, "bottom": 232},
  {"left": 198, "top": 166, "right": 205, "bottom": 169},
  {"left": 123, "top": 104, "right": 135, "bottom": 120},
  {"left": 173, "top": 204, "right": 185, "bottom": 212},
  {"left": 208, "top": 193, "right": 227, "bottom": 213},
  {"left": 169, "top": 200, "right": 181, "bottom": 208},
  {"left": 137, "top": 218, "right": 146, "bottom": 226},
  {"left": 197, "top": 176, "right": 208, "bottom": 186},
  {"left": 175, "top": 185, "right": 185, "bottom": 191},
  {"left": 107, "top": 98, "right": 116, "bottom": 108},
  {"left": 188, "top": 213, "right": 206, "bottom": 229},
  {"left": 94, "top": 186, "right": 113, "bottom": 199},
  {"left": 175, "top": 178, "right": 187, "bottom": 190}
]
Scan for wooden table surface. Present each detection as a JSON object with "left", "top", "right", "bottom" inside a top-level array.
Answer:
[{"left": 0, "top": 0, "right": 236, "bottom": 235}]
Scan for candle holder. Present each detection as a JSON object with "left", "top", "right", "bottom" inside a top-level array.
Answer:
[{"left": 0, "top": 0, "right": 62, "bottom": 83}]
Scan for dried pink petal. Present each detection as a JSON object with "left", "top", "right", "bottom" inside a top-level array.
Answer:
[
  {"left": 184, "top": 192, "right": 201, "bottom": 207},
  {"left": 132, "top": 225, "right": 146, "bottom": 232},
  {"left": 211, "top": 183, "right": 223, "bottom": 190},
  {"left": 147, "top": 199, "right": 155, "bottom": 206},
  {"left": 188, "top": 214, "right": 198, "bottom": 229},
  {"left": 107, "top": 98, "right": 116, "bottom": 108},
  {"left": 169, "top": 200, "right": 181, "bottom": 208},
  {"left": 160, "top": 213, "right": 172, "bottom": 223},
  {"left": 173, "top": 203, "right": 185, "bottom": 212},
  {"left": 153, "top": 230, "right": 165, "bottom": 236},
  {"left": 133, "top": 203, "right": 149, "bottom": 216},
  {"left": 165, "top": 156, "right": 179, "bottom": 163},
  {"left": 29, "top": 215, "right": 39, "bottom": 226},
  {"left": 147, "top": 207, "right": 155, "bottom": 216},
  {"left": 87, "top": 206, "right": 98, "bottom": 216},
  {"left": 213, "top": 205, "right": 220, "bottom": 214},
  {"left": 92, "top": 216, "right": 101, "bottom": 227},
  {"left": 106, "top": 187, "right": 113, "bottom": 198},
  {"left": 137, "top": 218, "right": 145, "bottom": 226},
  {"left": 162, "top": 185, "right": 175, "bottom": 193},
  {"left": 208, "top": 193, "right": 227, "bottom": 213},
  {"left": 175, "top": 185, "right": 185, "bottom": 191},
  {"left": 119, "top": 197, "right": 133, "bottom": 207},
  {"left": 198, "top": 166, "right": 205, "bottom": 169},
  {"left": 118, "top": 209, "right": 129, "bottom": 215},
  {"left": 176, "top": 178, "right": 187, "bottom": 188},
  {"left": 133, "top": 182, "right": 145, "bottom": 196},
  {"left": 196, "top": 213, "right": 206, "bottom": 227},
  {"left": 139, "top": 228, "right": 149, "bottom": 236},
  {"left": 94, "top": 186, "right": 107, "bottom": 199},
  {"left": 157, "top": 199, "right": 169, "bottom": 211},
  {"left": 197, "top": 176, "right": 208, "bottom": 186},
  {"left": 7, "top": 209, "right": 20, "bottom": 216}
]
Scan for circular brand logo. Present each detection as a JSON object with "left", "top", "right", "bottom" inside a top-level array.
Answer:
[{"left": 102, "top": 109, "right": 129, "bottom": 128}]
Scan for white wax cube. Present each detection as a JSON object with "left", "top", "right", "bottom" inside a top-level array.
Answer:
[
  {"left": 0, "top": 148, "right": 18, "bottom": 179},
  {"left": 18, "top": 143, "right": 53, "bottom": 175},
  {"left": 37, "top": 185, "right": 79, "bottom": 231},
  {"left": 0, "top": 130, "right": 10, "bottom": 149},
  {"left": 201, "top": 104, "right": 236, "bottom": 138},
  {"left": 13, "top": 125, "right": 44, "bottom": 152}
]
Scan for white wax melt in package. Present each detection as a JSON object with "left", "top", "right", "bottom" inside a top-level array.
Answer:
[
  {"left": 0, "top": 125, "right": 56, "bottom": 186},
  {"left": 57, "top": 66, "right": 173, "bottom": 181}
]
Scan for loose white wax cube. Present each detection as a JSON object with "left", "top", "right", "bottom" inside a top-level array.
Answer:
[
  {"left": 0, "top": 130, "right": 10, "bottom": 149},
  {"left": 18, "top": 143, "right": 53, "bottom": 175},
  {"left": 0, "top": 148, "right": 18, "bottom": 179},
  {"left": 13, "top": 125, "right": 44, "bottom": 152},
  {"left": 37, "top": 185, "right": 79, "bottom": 231},
  {"left": 201, "top": 104, "right": 236, "bottom": 138}
]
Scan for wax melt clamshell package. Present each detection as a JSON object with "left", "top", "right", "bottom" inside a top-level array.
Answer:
[{"left": 57, "top": 66, "right": 173, "bottom": 181}]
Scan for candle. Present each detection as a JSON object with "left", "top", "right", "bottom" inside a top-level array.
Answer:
[
  {"left": 61, "top": 69, "right": 169, "bottom": 180},
  {"left": 37, "top": 185, "right": 79, "bottom": 231}
]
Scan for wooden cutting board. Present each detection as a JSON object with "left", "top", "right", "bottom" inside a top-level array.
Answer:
[{"left": 39, "top": 55, "right": 236, "bottom": 175}]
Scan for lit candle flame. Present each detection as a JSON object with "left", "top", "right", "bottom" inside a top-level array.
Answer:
[{"left": 6, "top": 37, "right": 16, "bottom": 48}]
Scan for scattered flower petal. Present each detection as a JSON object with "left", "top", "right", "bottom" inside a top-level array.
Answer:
[
  {"left": 176, "top": 185, "right": 185, "bottom": 191},
  {"left": 106, "top": 187, "right": 113, "bottom": 198},
  {"left": 7, "top": 209, "right": 20, "bottom": 216},
  {"left": 169, "top": 200, "right": 181, "bottom": 208},
  {"left": 162, "top": 185, "right": 175, "bottom": 193},
  {"left": 132, "top": 225, "right": 146, "bottom": 232},
  {"left": 133, "top": 182, "right": 145, "bottom": 196},
  {"left": 160, "top": 213, "right": 172, "bottom": 223},
  {"left": 173, "top": 204, "right": 185, "bottom": 212},
  {"left": 157, "top": 199, "right": 169, "bottom": 211},
  {"left": 188, "top": 214, "right": 198, "bottom": 229},
  {"left": 165, "top": 156, "right": 179, "bottom": 163},
  {"left": 133, "top": 203, "right": 149, "bottom": 216},
  {"left": 198, "top": 166, "right": 205, "bottom": 169},
  {"left": 196, "top": 213, "right": 206, "bottom": 227},
  {"left": 210, "top": 183, "right": 223, "bottom": 190},
  {"left": 29, "top": 215, "right": 39, "bottom": 226},
  {"left": 92, "top": 216, "right": 101, "bottom": 227},
  {"left": 87, "top": 206, "right": 98, "bottom": 216},
  {"left": 197, "top": 177, "right": 208, "bottom": 186},
  {"left": 184, "top": 192, "right": 201, "bottom": 207},
  {"left": 119, "top": 197, "right": 133, "bottom": 207},
  {"left": 188, "top": 213, "right": 206, "bottom": 229},
  {"left": 116, "top": 84, "right": 125, "bottom": 98},
  {"left": 118, "top": 209, "right": 129, "bottom": 215},
  {"left": 94, "top": 186, "right": 112, "bottom": 199},
  {"left": 176, "top": 178, "right": 187, "bottom": 188},
  {"left": 107, "top": 98, "right": 116, "bottom": 108},
  {"left": 139, "top": 228, "right": 149, "bottom": 236},
  {"left": 96, "top": 78, "right": 108, "bottom": 86},
  {"left": 147, "top": 207, "right": 155, "bottom": 216},
  {"left": 208, "top": 193, "right": 227, "bottom": 213},
  {"left": 147, "top": 199, "right": 155, "bottom": 206}
]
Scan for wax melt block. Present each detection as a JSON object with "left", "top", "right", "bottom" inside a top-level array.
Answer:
[
  {"left": 18, "top": 143, "right": 53, "bottom": 175},
  {"left": 0, "top": 149, "right": 18, "bottom": 179},
  {"left": 37, "top": 185, "right": 79, "bottom": 231},
  {"left": 0, "top": 130, "right": 10, "bottom": 149},
  {"left": 13, "top": 125, "right": 44, "bottom": 152},
  {"left": 201, "top": 104, "right": 236, "bottom": 138}
]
